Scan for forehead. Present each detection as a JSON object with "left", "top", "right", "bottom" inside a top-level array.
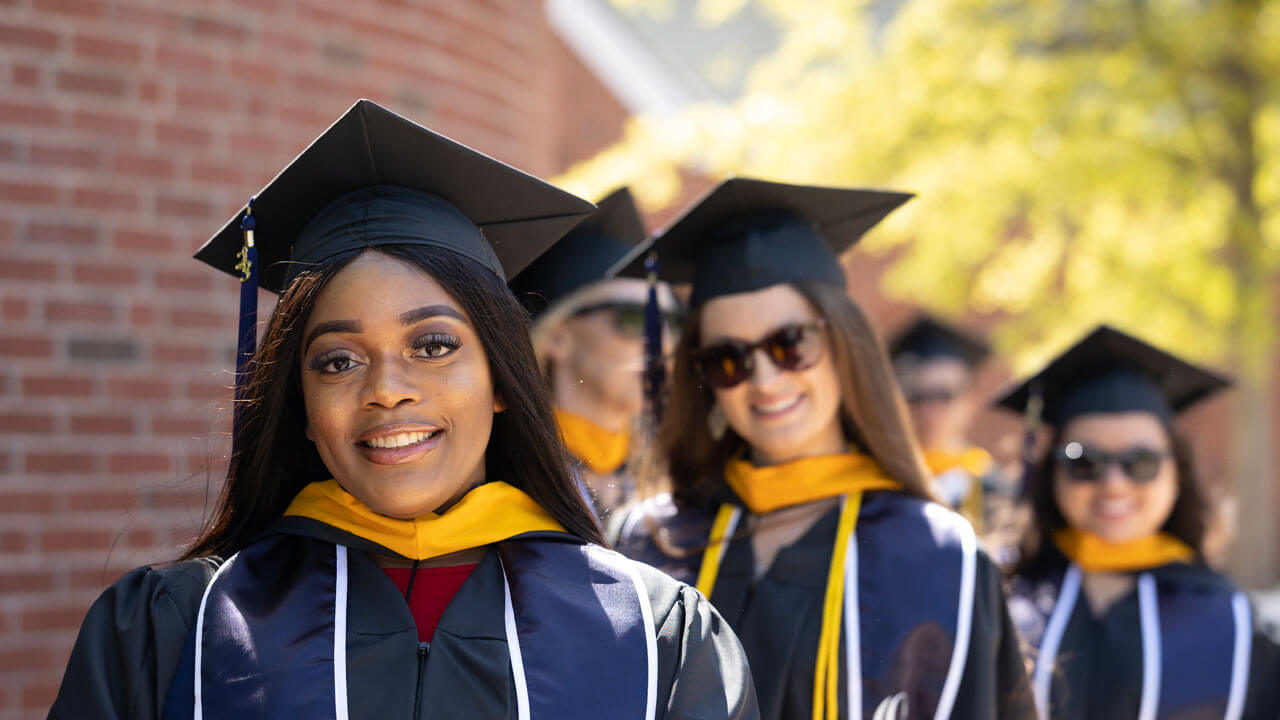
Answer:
[
  {"left": 698, "top": 283, "right": 817, "bottom": 342},
  {"left": 306, "top": 251, "right": 467, "bottom": 327},
  {"left": 896, "top": 357, "right": 971, "bottom": 388},
  {"left": 1061, "top": 411, "right": 1170, "bottom": 448}
]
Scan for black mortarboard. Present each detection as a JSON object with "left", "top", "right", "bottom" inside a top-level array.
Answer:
[
  {"left": 614, "top": 178, "right": 913, "bottom": 306},
  {"left": 889, "top": 315, "right": 991, "bottom": 368},
  {"left": 194, "top": 99, "right": 596, "bottom": 290},
  {"left": 994, "top": 325, "right": 1232, "bottom": 426},
  {"left": 507, "top": 187, "right": 647, "bottom": 316}
]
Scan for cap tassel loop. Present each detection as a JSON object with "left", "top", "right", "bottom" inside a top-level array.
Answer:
[
  {"left": 232, "top": 198, "right": 258, "bottom": 464},
  {"left": 1018, "top": 380, "right": 1044, "bottom": 499},
  {"left": 642, "top": 251, "right": 666, "bottom": 424}
]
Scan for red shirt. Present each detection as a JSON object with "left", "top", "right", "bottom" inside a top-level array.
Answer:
[{"left": 382, "top": 563, "right": 479, "bottom": 642}]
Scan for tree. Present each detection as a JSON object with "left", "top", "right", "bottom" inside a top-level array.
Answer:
[{"left": 559, "top": 0, "right": 1280, "bottom": 585}]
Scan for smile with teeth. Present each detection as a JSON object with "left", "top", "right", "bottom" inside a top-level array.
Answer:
[
  {"left": 751, "top": 396, "right": 802, "bottom": 415},
  {"left": 362, "top": 430, "right": 440, "bottom": 449}
]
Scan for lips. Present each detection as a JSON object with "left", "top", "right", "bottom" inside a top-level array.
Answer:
[
  {"left": 356, "top": 423, "right": 443, "bottom": 466},
  {"left": 750, "top": 394, "right": 803, "bottom": 420}
]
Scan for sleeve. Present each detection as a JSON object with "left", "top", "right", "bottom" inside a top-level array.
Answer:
[
  {"left": 47, "top": 560, "right": 217, "bottom": 720},
  {"left": 1245, "top": 612, "right": 1280, "bottom": 719},
  {"left": 640, "top": 564, "right": 759, "bottom": 720},
  {"left": 950, "top": 552, "right": 1037, "bottom": 719}
]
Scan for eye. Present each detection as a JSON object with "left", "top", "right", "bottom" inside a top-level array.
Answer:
[
  {"left": 412, "top": 332, "right": 461, "bottom": 360},
  {"left": 308, "top": 351, "right": 360, "bottom": 375}
]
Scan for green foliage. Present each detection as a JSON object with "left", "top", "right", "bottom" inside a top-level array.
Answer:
[{"left": 561, "top": 0, "right": 1280, "bottom": 373}]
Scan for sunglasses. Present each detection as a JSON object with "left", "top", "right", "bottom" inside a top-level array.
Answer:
[
  {"left": 572, "top": 301, "right": 684, "bottom": 339},
  {"left": 693, "top": 320, "right": 827, "bottom": 389},
  {"left": 1053, "top": 441, "right": 1171, "bottom": 483},
  {"left": 904, "top": 388, "right": 959, "bottom": 406}
]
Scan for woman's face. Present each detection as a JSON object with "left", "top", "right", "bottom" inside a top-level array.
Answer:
[
  {"left": 1053, "top": 411, "right": 1178, "bottom": 543},
  {"left": 699, "top": 284, "right": 844, "bottom": 465},
  {"left": 301, "top": 252, "right": 500, "bottom": 519}
]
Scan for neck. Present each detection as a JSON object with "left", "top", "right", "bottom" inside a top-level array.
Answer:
[
  {"left": 749, "top": 422, "right": 846, "bottom": 467},
  {"left": 552, "top": 369, "right": 631, "bottom": 433}
]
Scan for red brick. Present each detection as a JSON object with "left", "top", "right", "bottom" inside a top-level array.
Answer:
[
  {"left": 0, "top": 259, "right": 57, "bottom": 281},
  {"left": 67, "top": 491, "right": 136, "bottom": 511},
  {"left": 0, "top": 530, "right": 29, "bottom": 552},
  {"left": 12, "top": 62, "right": 44, "bottom": 88},
  {"left": 32, "top": 0, "right": 103, "bottom": 17},
  {"left": 0, "top": 22, "right": 60, "bottom": 51},
  {"left": 0, "top": 413, "right": 54, "bottom": 433},
  {"left": 112, "top": 228, "right": 173, "bottom": 253},
  {"left": 22, "top": 373, "right": 94, "bottom": 397},
  {"left": 0, "top": 137, "right": 16, "bottom": 162},
  {"left": 45, "top": 299, "right": 115, "bottom": 323},
  {"left": 130, "top": 304, "right": 156, "bottom": 327},
  {"left": 0, "top": 335, "right": 51, "bottom": 357},
  {"left": 171, "top": 308, "right": 226, "bottom": 328},
  {"left": 190, "top": 161, "right": 248, "bottom": 185},
  {"left": 26, "top": 221, "right": 97, "bottom": 246},
  {"left": 72, "top": 262, "right": 137, "bottom": 286},
  {"left": 22, "top": 604, "right": 88, "bottom": 632},
  {"left": 156, "top": 122, "right": 212, "bottom": 149},
  {"left": 126, "top": 525, "right": 156, "bottom": 547},
  {"left": 0, "top": 570, "right": 56, "bottom": 593},
  {"left": 153, "top": 489, "right": 206, "bottom": 508},
  {"left": 155, "top": 269, "right": 213, "bottom": 292},
  {"left": 229, "top": 59, "right": 280, "bottom": 87},
  {"left": 155, "top": 44, "right": 216, "bottom": 74},
  {"left": 72, "top": 33, "right": 142, "bottom": 63},
  {"left": 0, "top": 100, "right": 60, "bottom": 127},
  {"left": 153, "top": 342, "right": 207, "bottom": 364},
  {"left": 56, "top": 69, "right": 128, "bottom": 98},
  {"left": 108, "top": 377, "right": 171, "bottom": 400},
  {"left": 113, "top": 152, "right": 175, "bottom": 179},
  {"left": 72, "top": 109, "right": 139, "bottom": 139},
  {"left": 0, "top": 180, "right": 59, "bottom": 205},
  {"left": 24, "top": 682, "right": 63, "bottom": 711},
  {"left": 176, "top": 87, "right": 233, "bottom": 112},
  {"left": 109, "top": 453, "right": 171, "bottom": 473},
  {"left": 41, "top": 528, "right": 113, "bottom": 552},
  {"left": 0, "top": 646, "right": 56, "bottom": 673},
  {"left": 73, "top": 186, "right": 138, "bottom": 211},
  {"left": 152, "top": 415, "right": 209, "bottom": 435},
  {"left": 155, "top": 193, "right": 212, "bottom": 219},
  {"left": 25, "top": 453, "right": 95, "bottom": 474},
  {"left": 0, "top": 491, "right": 56, "bottom": 512},
  {"left": 188, "top": 15, "right": 248, "bottom": 43},
  {"left": 187, "top": 380, "right": 231, "bottom": 401},
  {"left": 115, "top": 3, "right": 182, "bottom": 30},
  {"left": 70, "top": 413, "right": 133, "bottom": 434},
  {"left": 2, "top": 296, "right": 30, "bottom": 319},
  {"left": 29, "top": 143, "right": 101, "bottom": 170}
]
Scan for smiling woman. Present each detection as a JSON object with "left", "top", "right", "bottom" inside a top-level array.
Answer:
[{"left": 48, "top": 101, "right": 758, "bottom": 720}]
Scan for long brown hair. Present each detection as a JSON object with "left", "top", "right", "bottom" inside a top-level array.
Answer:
[
  {"left": 661, "top": 282, "right": 935, "bottom": 509},
  {"left": 184, "top": 246, "right": 605, "bottom": 560},
  {"left": 1013, "top": 420, "right": 1208, "bottom": 576}
]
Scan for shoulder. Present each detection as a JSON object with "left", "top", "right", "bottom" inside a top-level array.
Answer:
[
  {"left": 91, "top": 558, "right": 221, "bottom": 627},
  {"left": 612, "top": 492, "right": 715, "bottom": 586},
  {"left": 860, "top": 492, "right": 978, "bottom": 554}
]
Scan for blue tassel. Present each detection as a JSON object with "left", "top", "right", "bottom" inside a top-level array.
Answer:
[
  {"left": 232, "top": 198, "right": 258, "bottom": 462},
  {"left": 1017, "top": 380, "right": 1043, "bottom": 499},
  {"left": 642, "top": 252, "right": 665, "bottom": 423}
]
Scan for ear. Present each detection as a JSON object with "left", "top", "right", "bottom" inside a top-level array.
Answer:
[
  {"left": 543, "top": 322, "right": 573, "bottom": 363},
  {"left": 304, "top": 424, "right": 315, "bottom": 442},
  {"left": 493, "top": 391, "right": 506, "bottom": 414}
]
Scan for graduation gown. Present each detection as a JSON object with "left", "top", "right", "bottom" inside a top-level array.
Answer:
[
  {"left": 616, "top": 490, "right": 1035, "bottom": 719},
  {"left": 49, "top": 517, "right": 758, "bottom": 720},
  {"left": 1009, "top": 550, "right": 1280, "bottom": 720}
]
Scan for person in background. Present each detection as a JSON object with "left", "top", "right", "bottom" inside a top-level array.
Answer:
[
  {"left": 49, "top": 101, "right": 757, "bottom": 720},
  {"left": 615, "top": 178, "right": 1033, "bottom": 720},
  {"left": 510, "top": 188, "right": 681, "bottom": 525},
  {"left": 998, "top": 325, "right": 1279, "bottom": 720},
  {"left": 889, "top": 315, "right": 1003, "bottom": 531}
]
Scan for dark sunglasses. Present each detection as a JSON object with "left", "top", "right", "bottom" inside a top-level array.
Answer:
[
  {"left": 1053, "top": 441, "right": 1171, "bottom": 483},
  {"left": 572, "top": 301, "right": 684, "bottom": 339},
  {"left": 693, "top": 320, "right": 827, "bottom": 389}
]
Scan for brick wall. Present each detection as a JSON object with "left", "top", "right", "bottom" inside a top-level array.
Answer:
[{"left": 0, "top": 1, "right": 625, "bottom": 715}]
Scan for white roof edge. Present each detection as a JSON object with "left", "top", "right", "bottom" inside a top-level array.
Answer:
[{"left": 545, "top": 0, "right": 703, "bottom": 115}]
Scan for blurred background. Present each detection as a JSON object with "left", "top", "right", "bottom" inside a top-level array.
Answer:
[{"left": 0, "top": 0, "right": 1275, "bottom": 717}]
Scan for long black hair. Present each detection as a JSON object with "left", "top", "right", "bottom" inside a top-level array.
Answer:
[{"left": 184, "top": 245, "right": 605, "bottom": 560}]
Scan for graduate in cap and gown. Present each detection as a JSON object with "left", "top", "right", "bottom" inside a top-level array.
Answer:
[
  {"left": 49, "top": 100, "right": 757, "bottom": 720},
  {"left": 613, "top": 178, "right": 1034, "bottom": 719},
  {"left": 998, "top": 325, "right": 1280, "bottom": 720},
  {"left": 509, "top": 188, "right": 682, "bottom": 525},
  {"left": 889, "top": 316, "right": 1005, "bottom": 533}
]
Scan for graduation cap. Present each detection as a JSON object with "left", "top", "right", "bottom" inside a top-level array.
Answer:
[
  {"left": 507, "top": 187, "right": 647, "bottom": 317},
  {"left": 994, "top": 325, "right": 1233, "bottom": 427},
  {"left": 889, "top": 315, "right": 991, "bottom": 369},
  {"left": 613, "top": 177, "right": 913, "bottom": 306},
  {"left": 192, "top": 99, "right": 594, "bottom": 459}
]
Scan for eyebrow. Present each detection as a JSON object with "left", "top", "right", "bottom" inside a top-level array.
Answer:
[
  {"left": 399, "top": 304, "right": 467, "bottom": 326},
  {"left": 304, "top": 320, "right": 361, "bottom": 352},
  {"left": 304, "top": 305, "right": 468, "bottom": 353}
]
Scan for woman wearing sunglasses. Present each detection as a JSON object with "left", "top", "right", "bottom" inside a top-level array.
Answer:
[
  {"left": 998, "top": 326, "right": 1279, "bottom": 720},
  {"left": 615, "top": 178, "right": 1033, "bottom": 719},
  {"left": 49, "top": 102, "right": 757, "bottom": 720},
  {"left": 511, "top": 188, "right": 683, "bottom": 525}
]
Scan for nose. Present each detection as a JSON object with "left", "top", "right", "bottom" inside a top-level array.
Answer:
[
  {"left": 361, "top": 356, "right": 421, "bottom": 409},
  {"left": 747, "top": 346, "right": 783, "bottom": 387},
  {"left": 1099, "top": 462, "right": 1130, "bottom": 490}
]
